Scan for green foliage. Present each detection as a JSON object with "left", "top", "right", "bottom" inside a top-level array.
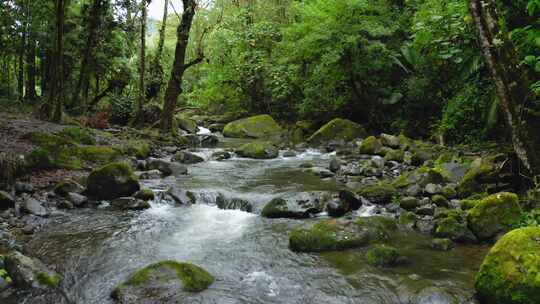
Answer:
[{"left": 107, "top": 93, "right": 133, "bottom": 124}]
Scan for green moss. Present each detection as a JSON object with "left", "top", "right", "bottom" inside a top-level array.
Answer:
[
  {"left": 357, "top": 182, "right": 397, "bottom": 204},
  {"left": 441, "top": 186, "right": 457, "bottom": 199},
  {"left": 58, "top": 126, "right": 95, "bottom": 145},
  {"left": 461, "top": 199, "right": 479, "bottom": 210},
  {"left": 307, "top": 118, "right": 367, "bottom": 144},
  {"left": 120, "top": 261, "right": 214, "bottom": 292},
  {"left": 432, "top": 194, "right": 449, "bottom": 207},
  {"left": 457, "top": 163, "right": 497, "bottom": 197},
  {"left": 135, "top": 189, "right": 155, "bottom": 201},
  {"left": 359, "top": 136, "right": 382, "bottom": 155},
  {"left": 223, "top": 115, "right": 282, "bottom": 139},
  {"left": 176, "top": 115, "right": 198, "bottom": 133},
  {"left": 366, "top": 245, "right": 400, "bottom": 267},
  {"left": 475, "top": 227, "right": 540, "bottom": 304},
  {"left": 384, "top": 149, "right": 404, "bottom": 162},
  {"left": 467, "top": 192, "right": 522, "bottom": 241},
  {"left": 79, "top": 146, "right": 120, "bottom": 163},
  {"left": 125, "top": 141, "right": 151, "bottom": 159},
  {"left": 0, "top": 268, "right": 12, "bottom": 284},
  {"left": 399, "top": 211, "right": 417, "bottom": 226},
  {"left": 289, "top": 220, "right": 369, "bottom": 252},
  {"left": 86, "top": 162, "right": 140, "bottom": 200},
  {"left": 431, "top": 238, "right": 455, "bottom": 251},
  {"left": 236, "top": 142, "right": 278, "bottom": 159},
  {"left": 36, "top": 272, "right": 61, "bottom": 288}
]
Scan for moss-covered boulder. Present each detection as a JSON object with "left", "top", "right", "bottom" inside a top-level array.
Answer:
[
  {"left": 58, "top": 126, "right": 95, "bottom": 145},
  {"left": 475, "top": 227, "right": 540, "bottom": 304},
  {"left": 384, "top": 148, "right": 404, "bottom": 162},
  {"left": 124, "top": 141, "right": 151, "bottom": 159},
  {"left": 434, "top": 216, "right": 476, "bottom": 243},
  {"left": 357, "top": 182, "right": 396, "bottom": 205},
  {"left": 112, "top": 261, "right": 214, "bottom": 303},
  {"left": 5, "top": 251, "right": 61, "bottom": 289},
  {"left": 86, "top": 162, "right": 140, "bottom": 200},
  {"left": 366, "top": 245, "right": 402, "bottom": 267},
  {"left": 223, "top": 114, "right": 282, "bottom": 139},
  {"left": 359, "top": 136, "right": 383, "bottom": 155},
  {"left": 467, "top": 192, "right": 521, "bottom": 242},
  {"left": 307, "top": 118, "right": 367, "bottom": 144},
  {"left": 134, "top": 189, "right": 155, "bottom": 201},
  {"left": 457, "top": 161, "right": 499, "bottom": 197},
  {"left": 289, "top": 220, "right": 370, "bottom": 252},
  {"left": 236, "top": 142, "right": 278, "bottom": 159},
  {"left": 53, "top": 179, "right": 85, "bottom": 197},
  {"left": 176, "top": 115, "right": 199, "bottom": 134}
]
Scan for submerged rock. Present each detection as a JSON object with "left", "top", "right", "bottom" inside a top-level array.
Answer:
[
  {"left": 5, "top": 251, "right": 61, "bottom": 289},
  {"left": 86, "top": 162, "right": 140, "bottom": 200},
  {"left": 366, "top": 245, "right": 403, "bottom": 267},
  {"left": 216, "top": 194, "right": 252, "bottom": 212},
  {"left": 147, "top": 159, "right": 188, "bottom": 176},
  {"left": 111, "top": 261, "right": 214, "bottom": 303},
  {"left": 211, "top": 151, "right": 231, "bottom": 161},
  {"left": 111, "top": 197, "right": 150, "bottom": 210},
  {"left": 236, "top": 142, "right": 278, "bottom": 159},
  {"left": 262, "top": 197, "right": 318, "bottom": 219},
  {"left": 173, "top": 151, "right": 204, "bottom": 164},
  {"left": 166, "top": 186, "right": 196, "bottom": 205},
  {"left": 307, "top": 118, "right": 367, "bottom": 145},
  {"left": 223, "top": 114, "right": 282, "bottom": 139},
  {"left": 475, "top": 227, "right": 540, "bottom": 304}
]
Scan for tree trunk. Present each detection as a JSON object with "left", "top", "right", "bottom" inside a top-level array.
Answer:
[
  {"left": 17, "top": 34, "right": 25, "bottom": 101},
  {"left": 51, "top": 0, "right": 65, "bottom": 123},
  {"left": 146, "top": 0, "right": 168, "bottom": 100},
  {"left": 469, "top": 0, "right": 540, "bottom": 177},
  {"left": 25, "top": 34, "right": 37, "bottom": 100},
  {"left": 134, "top": 0, "right": 149, "bottom": 123},
  {"left": 160, "top": 0, "right": 200, "bottom": 132}
]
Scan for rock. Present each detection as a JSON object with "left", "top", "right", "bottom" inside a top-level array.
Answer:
[
  {"left": 199, "top": 134, "right": 219, "bottom": 147},
  {"left": 416, "top": 218, "right": 435, "bottom": 234},
  {"left": 282, "top": 150, "right": 296, "bottom": 158},
  {"left": 329, "top": 157, "right": 340, "bottom": 173},
  {"left": 434, "top": 216, "right": 476, "bottom": 243},
  {"left": 211, "top": 151, "right": 231, "bottom": 161},
  {"left": 326, "top": 199, "right": 350, "bottom": 217},
  {"left": 138, "top": 169, "right": 162, "bottom": 180},
  {"left": 370, "top": 156, "right": 386, "bottom": 168},
  {"left": 366, "top": 245, "right": 402, "bottom": 267},
  {"left": 111, "top": 261, "right": 214, "bottom": 303},
  {"left": 357, "top": 183, "right": 396, "bottom": 205},
  {"left": 111, "top": 197, "right": 151, "bottom": 210},
  {"left": 21, "top": 197, "right": 48, "bottom": 216},
  {"left": 416, "top": 205, "right": 435, "bottom": 216},
  {"left": 53, "top": 180, "right": 85, "bottom": 197},
  {"left": 425, "top": 183, "right": 443, "bottom": 195},
  {"left": 5, "top": 251, "right": 61, "bottom": 289},
  {"left": 176, "top": 115, "right": 199, "bottom": 134},
  {"left": 166, "top": 186, "right": 196, "bottom": 205},
  {"left": 0, "top": 191, "right": 15, "bottom": 210},
  {"left": 440, "top": 162, "right": 470, "bottom": 183},
  {"left": 67, "top": 192, "right": 88, "bottom": 207},
  {"left": 431, "top": 238, "right": 455, "bottom": 251},
  {"left": 289, "top": 217, "right": 396, "bottom": 252},
  {"left": 305, "top": 167, "right": 335, "bottom": 178},
  {"left": 134, "top": 189, "right": 155, "bottom": 201},
  {"left": 307, "top": 118, "right": 367, "bottom": 144},
  {"left": 299, "top": 162, "right": 314, "bottom": 168},
  {"left": 223, "top": 114, "right": 282, "bottom": 139},
  {"left": 14, "top": 182, "right": 34, "bottom": 194},
  {"left": 405, "top": 184, "right": 422, "bottom": 197},
  {"left": 86, "top": 163, "right": 140, "bottom": 200},
  {"left": 432, "top": 195, "right": 449, "bottom": 207},
  {"left": 236, "top": 142, "right": 279, "bottom": 159},
  {"left": 380, "top": 133, "right": 400, "bottom": 148},
  {"left": 261, "top": 197, "right": 319, "bottom": 219},
  {"left": 410, "top": 149, "right": 433, "bottom": 166},
  {"left": 457, "top": 160, "right": 498, "bottom": 197},
  {"left": 475, "top": 227, "right": 540, "bottom": 304},
  {"left": 173, "top": 151, "right": 204, "bottom": 164},
  {"left": 400, "top": 197, "right": 420, "bottom": 211},
  {"left": 441, "top": 185, "right": 457, "bottom": 199},
  {"left": 413, "top": 287, "right": 465, "bottom": 304},
  {"left": 216, "top": 194, "right": 252, "bottom": 212},
  {"left": 359, "top": 136, "right": 383, "bottom": 155},
  {"left": 398, "top": 212, "right": 417, "bottom": 229},
  {"left": 467, "top": 192, "right": 521, "bottom": 242},
  {"left": 57, "top": 200, "right": 74, "bottom": 209},
  {"left": 339, "top": 190, "right": 362, "bottom": 210},
  {"left": 209, "top": 123, "right": 225, "bottom": 132},
  {"left": 147, "top": 159, "right": 188, "bottom": 176},
  {"left": 384, "top": 149, "right": 404, "bottom": 162}
]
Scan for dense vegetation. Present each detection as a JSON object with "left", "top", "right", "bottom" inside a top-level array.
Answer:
[{"left": 0, "top": 0, "right": 537, "bottom": 141}]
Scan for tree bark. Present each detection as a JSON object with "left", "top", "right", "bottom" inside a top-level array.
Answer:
[
  {"left": 51, "top": 0, "right": 65, "bottom": 123},
  {"left": 146, "top": 0, "right": 168, "bottom": 100},
  {"left": 160, "top": 0, "right": 201, "bottom": 132},
  {"left": 25, "top": 34, "right": 37, "bottom": 100},
  {"left": 134, "top": 0, "right": 149, "bottom": 123},
  {"left": 469, "top": 0, "right": 540, "bottom": 177}
]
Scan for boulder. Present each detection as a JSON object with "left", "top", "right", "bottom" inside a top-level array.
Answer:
[
  {"left": 53, "top": 180, "right": 85, "bottom": 197},
  {"left": 208, "top": 123, "right": 225, "bottom": 132},
  {"left": 147, "top": 159, "right": 188, "bottom": 176},
  {"left": 400, "top": 197, "right": 420, "bottom": 211},
  {"left": 67, "top": 192, "right": 88, "bottom": 207},
  {"left": 216, "top": 194, "right": 252, "bottom": 212},
  {"left": 359, "top": 136, "right": 383, "bottom": 155},
  {"left": 305, "top": 167, "right": 335, "bottom": 178},
  {"left": 432, "top": 195, "right": 449, "bottom": 208},
  {"left": 111, "top": 197, "right": 151, "bottom": 210},
  {"left": 398, "top": 211, "right": 417, "bottom": 229},
  {"left": 307, "top": 118, "right": 367, "bottom": 144},
  {"left": 329, "top": 157, "right": 341, "bottom": 173},
  {"left": 357, "top": 183, "right": 396, "bottom": 205},
  {"left": 339, "top": 190, "right": 362, "bottom": 210},
  {"left": 211, "top": 151, "right": 231, "bottom": 161},
  {"left": 236, "top": 142, "right": 278, "bottom": 159},
  {"left": 434, "top": 216, "right": 476, "bottom": 243},
  {"left": 139, "top": 169, "right": 162, "bottom": 180},
  {"left": 173, "top": 151, "right": 204, "bottom": 164},
  {"left": 86, "top": 162, "right": 140, "bottom": 200},
  {"left": 467, "top": 192, "right": 521, "bottom": 242},
  {"left": 176, "top": 115, "right": 198, "bottom": 134},
  {"left": 0, "top": 191, "right": 15, "bottom": 210},
  {"left": 366, "top": 245, "right": 402, "bottom": 267},
  {"left": 21, "top": 197, "right": 48, "bottom": 216},
  {"left": 475, "top": 227, "right": 540, "bottom": 304},
  {"left": 112, "top": 261, "right": 214, "bottom": 303},
  {"left": 5, "top": 251, "right": 61, "bottom": 289},
  {"left": 326, "top": 199, "right": 350, "bottom": 217},
  {"left": 223, "top": 114, "right": 282, "bottom": 139},
  {"left": 166, "top": 186, "right": 196, "bottom": 205},
  {"left": 457, "top": 160, "right": 499, "bottom": 197},
  {"left": 262, "top": 197, "right": 319, "bottom": 219},
  {"left": 134, "top": 189, "right": 155, "bottom": 201}
]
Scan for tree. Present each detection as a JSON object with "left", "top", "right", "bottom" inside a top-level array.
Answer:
[
  {"left": 160, "top": 0, "right": 202, "bottom": 132},
  {"left": 147, "top": 0, "right": 168, "bottom": 100},
  {"left": 468, "top": 0, "right": 540, "bottom": 178},
  {"left": 133, "top": 0, "right": 150, "bottom": 124},
  {"left": 49, "top": 0, "right": 66, "bottom": 123}
]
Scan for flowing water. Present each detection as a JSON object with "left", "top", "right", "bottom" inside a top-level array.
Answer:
[{"left": 10, "top": 137, "right": 489, "bottom": 304}]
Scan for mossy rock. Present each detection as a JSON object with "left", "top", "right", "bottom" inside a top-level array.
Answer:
[
  {"left": 431, "top": 238, "right": 455, "bottom": 251},
  {"left": 223, "top": 115, "right": 282, "bottom": 139},
  {"left": 58, "top": 126, "right": 95, "bottom": 145},
  {"left": 467, "top": 192, "right": 521, "bottom": 242},
  {"left": 366, "top": 245, "right": 401, "bottom": 267},
  {"left": 289, "top": 220, "right": 371, "bottom": 252},
  {"left": 262, "top": 198, "right": 307, "bottom": 219},
  {"left": 176, "top": 115, "right": 199, "bottom": 134},
  {"left": 0, "top": 190, "right": 15, "bottom": 210},
  {"left": 125, "top": 141, "right": 151, "bottom": 159},
  {"left": 460, "top": 199, "right": 479, "bottom": 210},
  {"left": 432, "top": 194, "right": 449, "bottom": 207},
  {"left": 134, "top": 189, "right": 155, "bottom": 201},
  {"left": 398, "top": 211, "right": 417, "bottom": 229},
  {"left": 79, "top": 146, "right": 120, "bottom": 163},
  {"left": 357, "top": 182, "right": 396, "bottom": 205},
  {"left": 359, "top": 136, "right": 382, "bottom": 155},
  {"left": 86, "top": 162, "right": 140, "bottom": 200},
  {"left": 112, "top": 261, "right": 214, "bottom": 303},
  {"left": 53, "top": 180, "right": 84, "bottom": 197},
  {"left": 384, "top": 149, "right": 404, "bottom": 162},
  {"left": 236, "top": 142, "right": 278, "bottom": 159},
  {"left": 475, "top": 227, "right": 540, "bottom": 304},
  {"left": 457, "top": 162, "right": 498, "bottom": 198},
  {"left": 434, "top": 216, "right": 476, "bottom": 243},
  {"left": 307, "top": 118, "right": 367, "bottom": 144},
  {"left": 24, "top": 132, "right": 82, "bottom": 169},
  {"left": 5, "top": 251, "right": 61, "bottom": 290}
]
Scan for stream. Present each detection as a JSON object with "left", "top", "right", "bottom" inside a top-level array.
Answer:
[{"left": 10, "top": 136, "right": 488, "bottom": 304}]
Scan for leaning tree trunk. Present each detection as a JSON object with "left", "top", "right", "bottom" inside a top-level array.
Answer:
[
  {"left": 51, "top": 0, "right": 65, "bottom": 123},
  {"left": 160, "top": 0, "right": 202, "bottom": 132},
  {"left": 469, "top": 0, "right": 540, "bottom": 178}
]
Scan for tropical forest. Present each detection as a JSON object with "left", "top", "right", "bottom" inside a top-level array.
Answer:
[{"left": 1, "top": 0, "right": 540, "bottom": 303}]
